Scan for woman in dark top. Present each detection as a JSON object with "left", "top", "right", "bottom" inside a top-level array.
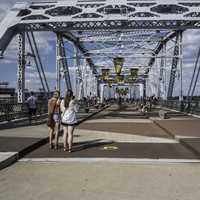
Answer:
[{"left": 48, "top": 90, "right": 61, "bottom": 149}]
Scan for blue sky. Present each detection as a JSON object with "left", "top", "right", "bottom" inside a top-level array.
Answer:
[{"left": 0, "top": 0, "right": 200, "bottom": 97}]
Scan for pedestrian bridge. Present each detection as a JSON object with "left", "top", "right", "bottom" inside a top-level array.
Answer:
[
  {"left": 1, "top": 0, "right": 200, "bottom": 104},
  {"left": 1, "top": 0, "right": 200, "bottom": 167},
  {"left": 1, "top": 103, "right": 200, "bottom": 170},
  {"left": 1, "top": 1, "right": 200, "bottom": 199}
]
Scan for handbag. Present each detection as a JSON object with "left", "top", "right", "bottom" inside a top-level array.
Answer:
[
  {"left": 61, "top": 108, "right": 77, "bottom": 125},
  {"left": 46, "top": 101, "right": 57, "bottom": 127}
]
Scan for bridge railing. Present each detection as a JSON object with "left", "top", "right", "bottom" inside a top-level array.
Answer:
[
  {"left": 0, "top": 101, "right": 48, "bottom": 122},
  {"left": 160, "top": 100, "right": 200, "bottom": 115},
  {"left": 0, "top": 98, "right": 102, "bottom": 123}
]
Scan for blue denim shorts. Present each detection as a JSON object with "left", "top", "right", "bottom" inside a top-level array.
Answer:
[{"left": 53, "top": 113, "right": 61, "bottom": 123}]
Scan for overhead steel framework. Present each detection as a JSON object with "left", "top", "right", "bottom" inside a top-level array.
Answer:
[
  {"left": 167, "top": 31, "right": 183, "bottom": 99},
  {"left": 187, "top": 46, "right": 200, "bottom": 102},
  {"left": 56, "top": 33, "right": 72, "bottom": 91},
  {"left": 1, "top": 0, "right": 200, "bottom": 102},
  {"left": 26, "top": 32, "right": 50, "bottom": 93}
]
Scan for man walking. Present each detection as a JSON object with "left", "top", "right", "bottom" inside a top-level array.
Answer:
[{"left": 26, "top": 91, "right": 37, "bottom": 125}]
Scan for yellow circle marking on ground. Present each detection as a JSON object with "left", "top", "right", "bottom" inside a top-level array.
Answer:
[{"left": 103, "top": 146, "right": 119, "bottom": 150}]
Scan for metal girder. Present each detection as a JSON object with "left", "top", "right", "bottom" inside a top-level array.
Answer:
[
  {"left": 10, "top": 1, "right": 200, "bottom": 30},
  {"left": 64, "top": 55, "right": 179, "bottom": 59},
  {"left": 145, "top": 31, "right": 180, "bottom": 100},
  {"left": 17, "top": 33, "right": 25, "bottom": 103},
  {"left": 40, "top": 23, "right": 97, "bottom": 74},
  {"left": 80, "top": 38, "right": 161, "bottom": 43},
  {"left": 77, "top": 30, "right": 164, "bottom": 68},
  {"left": 187, "top": 46, "right": 200, "bottom": 101},
  {"left": 1, "top": 0, "right": 200, "bottom": 99},
  {"left": 167, "top": 32, "right": 181, "bottom": 99},
  {"left": 1, "top": 1, "right": 200, "bottom": 55},
  {"left": 56, "top": 35, "right": 61, "bottom": 91},
  {"left": 78, "top": 30, "right": 167, "bottom": 42},
  {"left": 148, "top": 31, "right": 178, "bottom": 68},
  {"left": 30, "top": 31, "right": 50, "bottom": 94},
  {"left": 26, "top": 32, "right": 47, "bottom": 94},
  {"left": 157, "top": 42, "right": 166, "bottom": 98},
  {"left": 87, "top": 43, "right": 157, "bottom": 54},
  {"left": 56, "top": 34, "right": 72, "bottom": 91},
  {"left": 62, "top": 32, "right": 97, "bottom": 74},
  {"left": 144, "top": 31, "right": 179, "bottom": 91},
  {"left": 74, "top": 47, "right": 84, "bottom": 99}
]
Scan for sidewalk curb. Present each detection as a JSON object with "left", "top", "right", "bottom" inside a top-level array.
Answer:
[
  {"left": 0, "top": 138, "right": 48, "bottom": 171},
  {"left": 0, "top": 152, "right": 18, "bottom": 170},
  {"left": 0, "top": 106, "right": 109, "bottom": 170}
]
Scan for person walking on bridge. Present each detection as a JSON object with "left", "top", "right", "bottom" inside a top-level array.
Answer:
[
  {"left": 47, "top": 90, "right": 61, "bottom": 149},
  {"left": 26, "top": 91, "right": 37, "bottom": 125},
  {"left": 61, "top": 90, "right": 78, "bottom": 152}
]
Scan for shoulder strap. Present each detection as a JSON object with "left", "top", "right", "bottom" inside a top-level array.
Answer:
[{"left": 52, "top": 100, "right": 57, "bottom": 113}]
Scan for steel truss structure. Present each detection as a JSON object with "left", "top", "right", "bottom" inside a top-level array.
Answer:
[
  {"left": 74, "top": 47, "right": 84, "bottom": 99},
  {"left": 1, "top": 0, "right": 200, "bottom": 102},
  {"left": 167, "top": 31, "right": 183, "bottom": 99},
  {"left": 17, "top": 33, "right": 25, "bottom": 103},
  {"left": 187, "top": 46, "right": 200, "bottom": 102},
  {"left": 56, "top": 34, "right": 72, "bottom": 91},
  {"left": 17, "top": 31, "right": 50, "bottom": 103},
  {"left": 26, "top": 32, "right": 50, "bottom": 94}
]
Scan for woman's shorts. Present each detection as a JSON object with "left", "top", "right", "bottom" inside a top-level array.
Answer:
[
  {"left": 53, "top": 113, "right": 61, "bottom": 123},
  {"left": 61, "top": 122, "right": 77, "bottom": 126}
]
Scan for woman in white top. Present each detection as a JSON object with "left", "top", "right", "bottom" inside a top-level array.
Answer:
[{"left": 60, "top": 90, "right": 78, "bottom": 152}]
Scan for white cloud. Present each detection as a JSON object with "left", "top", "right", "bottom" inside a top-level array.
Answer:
[
  {"left": 0, "top": 1, "right": 14, "bottom": 21},
  {"left": 1, "top": 37, "right": 18, "bottom": 63}
]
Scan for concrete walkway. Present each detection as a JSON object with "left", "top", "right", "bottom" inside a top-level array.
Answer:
[
  {"left": 1, "top": 162, "right": 200, "bottom": 200},
  {"left": 1, "top": 104, "right": 200, "bottom": 200},
  {"left": 0, "top": 107, "right": 105, "bottom": 170},
  {"left": 24, "top": 104, "right": 200, "bottom": 160}
]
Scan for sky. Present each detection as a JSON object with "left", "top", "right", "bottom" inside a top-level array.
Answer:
[{"left": 0, "top": 0, "right": 200, "bottom": 97}]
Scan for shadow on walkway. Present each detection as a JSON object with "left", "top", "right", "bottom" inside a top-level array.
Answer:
[
  {"left": 25, "top": 139, "right": 114, "bottom": 158},
  {"left": 0, "top": 118, "right": 46, "bottom": 130}
]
